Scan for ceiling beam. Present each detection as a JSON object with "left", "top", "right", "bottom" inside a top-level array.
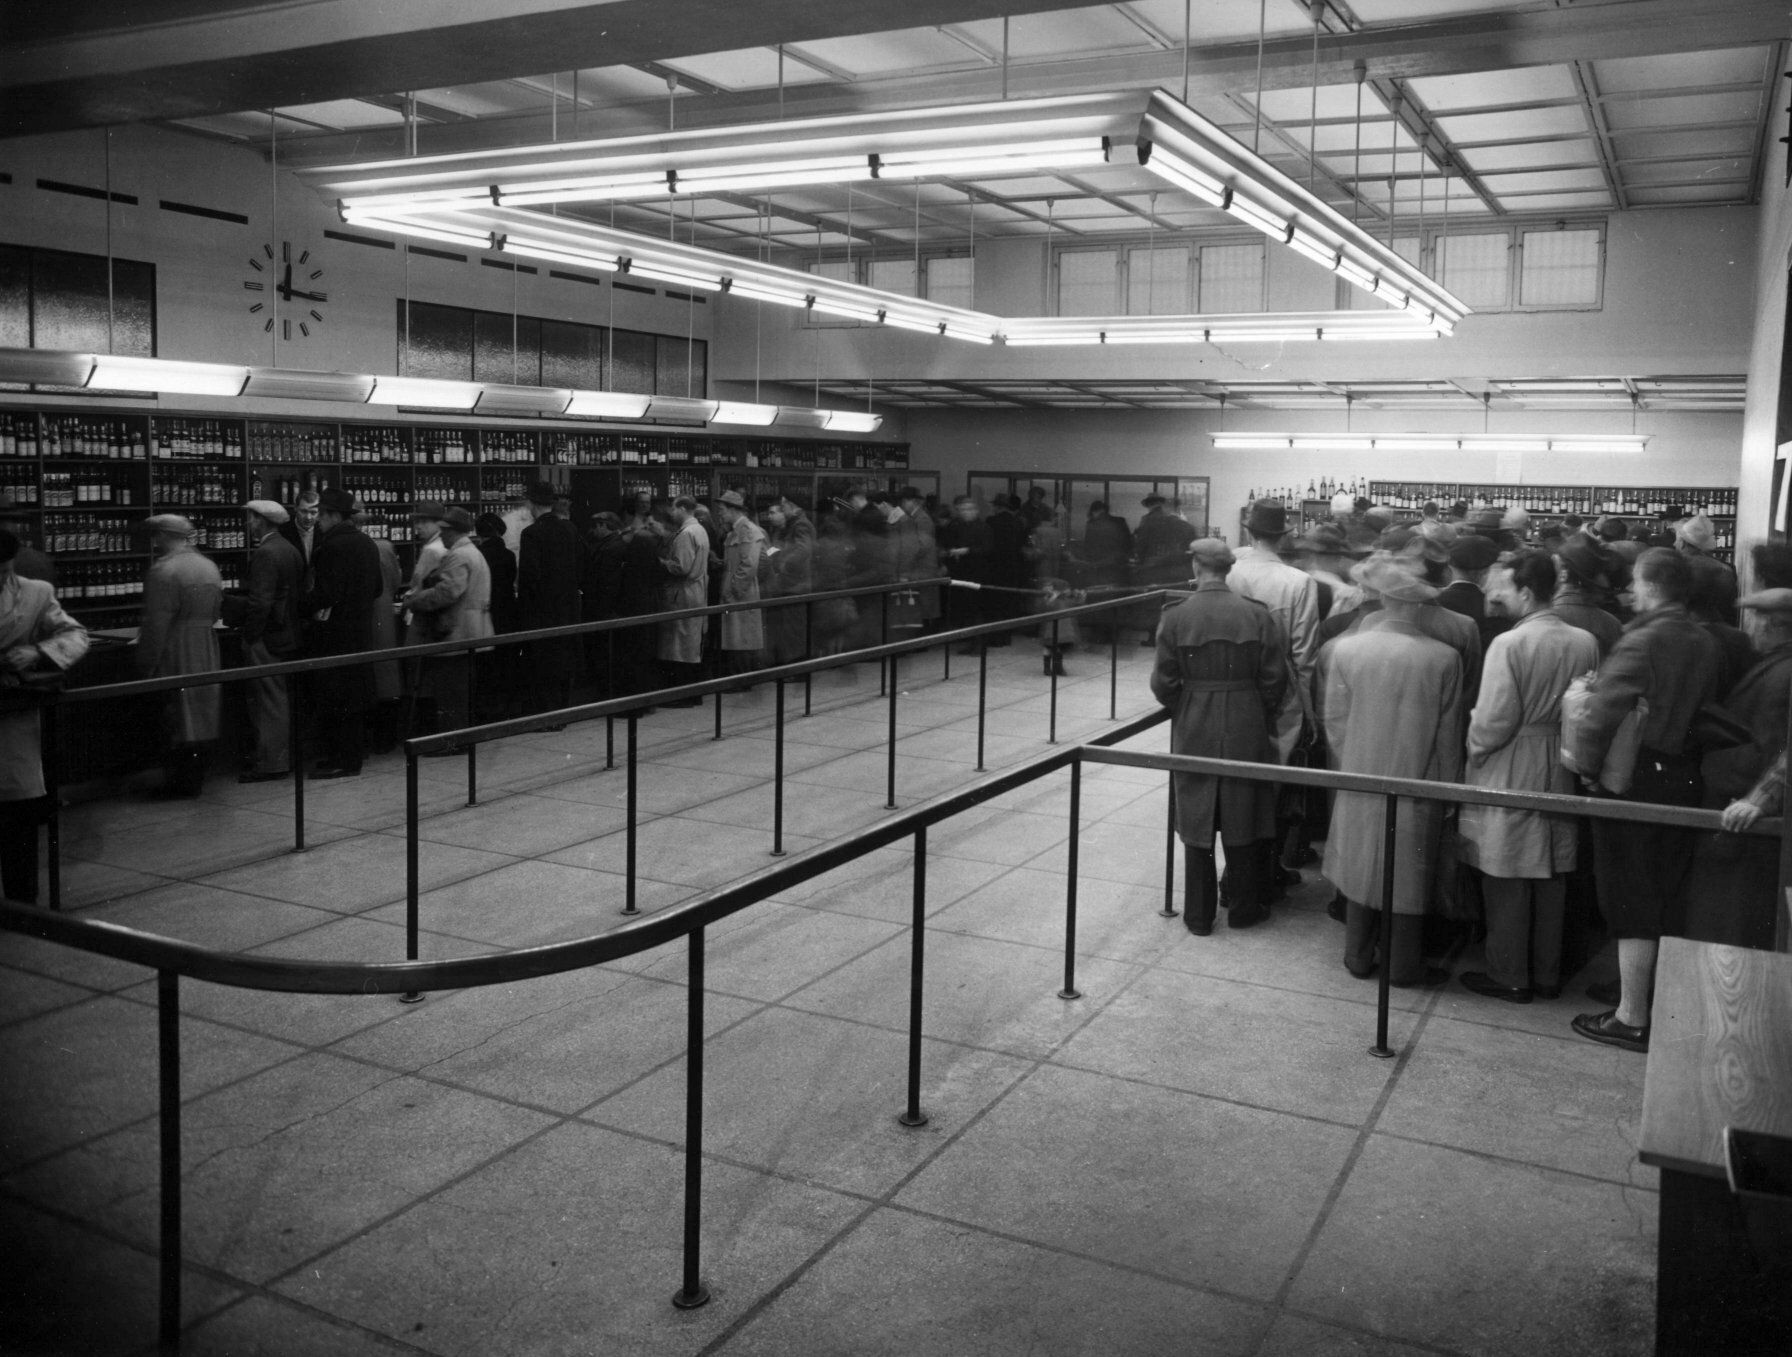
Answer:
[{"left": 1569, "top": 62, "right": 1630, "bottom": 211}]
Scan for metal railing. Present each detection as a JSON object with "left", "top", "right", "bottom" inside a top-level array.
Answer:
[
  {"left": 1, "top": 726, "right": 1783, "bottom": 1353},
  {"left": 38, "top": 576, "right": 1157, "bottom": 908}
]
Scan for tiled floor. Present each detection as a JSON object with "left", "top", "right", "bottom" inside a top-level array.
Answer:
[{"left": 0, "top": 643, "right": 1655, "bottom": 1356}]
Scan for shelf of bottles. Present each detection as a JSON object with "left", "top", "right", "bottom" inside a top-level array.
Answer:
[
  {"left": 414, "top": 471, "right": 478, "bottom": 506},
  {"left": 43, "top": 513, "right": 138, "bottom": 555},
  {"left": 482, "top": 430, "right": 537, "bottom": 465},
  {"left": 59, "top": 561, "right": 145, "bottom": 611},
  {"left": 416, "top": 427, "right": 475, "bottom": 466},
  {"left": 342, "top": 425, "right": 409, "bottom": 463},
  {"left": 247, "top": 420, "right": 337, "bottom": 462},
  {"left": 151, "top": 464, "right": 239, "bottom": 507},
  {"left": 42, "top": 414, "right": 148, "bottom": 460},
  {"left": 151, "top": 417, "right": 242, "bottom": 460},
  {"left": 666, "top": 471, "right": 708, "bottom": 502},
  {"left": 340, "top": 471, "right": 411, "bottom": 509},
  {"left": 479, "top": 467, "right": 534, "bottom": 507},
  {"left": 546, "top": 431, "right": 618, "bottom": 466}
]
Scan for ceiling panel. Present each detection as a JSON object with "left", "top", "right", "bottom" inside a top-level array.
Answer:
[
  {"left": 1621, "top": 157, "right": 1750, "bottom": 186},
  {"left": 788, "top": 27, "right": 987, "bottom": 75},
  {"left": 950, "top": 8, "right": 1157, "bottom": 60},
  {"left": 1628, "top": 183, "right": 1753, "bottom": 205},
  {"left": 1124, "top": 0, "right": 1316, "bottom": 44},
  {"left": 1251, "top": 83, "right": 1389, "bottom": 124},
  {"left": 1459, "top": 139, "right": 1600, "bottom": 171},
  {"left": 1494, "top": 191, "right": 1614, "bottom": 211},
  {"left": 1435, "top": 105, "right": 1589, "bottom": 143},
  {"left": 1609, "top": 126, "right": 1756, "bottom": 159},
  {"left": 1592, "top": 46, "right": 1769, "bottom": 93},
  {"left": 1303, "top": 119, "right": 1407, "bottom": 153},
  {"left": 660, "top": 48, "right": 836, "bottom": 91},
  {"left": 1349, "top": 0, "right": 1526, "bottom": 19},
  {"left": 1406, "top": 65, "right": 1580, "bottom": 112},
  {"left": 1603, "top": 91, "right": 1761, "bottom": 131},
  {"left": 1477, "top": 167, "right": 1609, "bottom": 193}
]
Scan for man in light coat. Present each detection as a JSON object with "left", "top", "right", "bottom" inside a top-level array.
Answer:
[
  {"left": 894, "top": 485, "right": 943, "bottom": 631},
  {"left": 402, "top": 506, "right": 492, "bottom": 733},
  {"left": 658, "top": 496, "right": 710, "bottom": 705},
  {"left": 1150, "top": 538, "right": 1287, "bottom": 934},
  {"left": 222, "top": 500, "right": 304, "bottom": 782},
  {"left": 0, "top": 528, "right": 87, "bottom": 901},
  {"left": 138, "top": 513, "right": 223, "bottom": 798},
  {"left": 715, "top": 489, "right": 766, "bottom": 676},
  {"left": 1321, "top": 552, "right": 1464, "bottom": 987}
]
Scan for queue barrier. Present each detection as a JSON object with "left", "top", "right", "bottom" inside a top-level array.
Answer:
[{"left": 1, "top": 724, "right": 1784, "bottom": 1352}]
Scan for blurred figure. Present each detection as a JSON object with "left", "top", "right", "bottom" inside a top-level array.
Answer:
[
  {"left": 715, "top": 490, "right": 765, "bottom": 679},
  {"left": 402, "top": 507, "right": 492, "bottom": 732},
  {"left": 1551, "top": 537, "right": 1624, "bottom": 656},
  {"left": 894, "top": 486, "right": 942, "bottom": 635},
  {"left": 758, "top": 500, "right": 811, "bottom": 665},
  {"left": 1077, "top": 500, "right": 1132, "bottom": 590},
  {"left": 809, "top": 512, "right": 858, "bottom": 655},
  {"left": 937, "top": 495, "right": 993, "bottom": 644},
  {"left": 1457, "top": 551, "right": 1600, "bottom": 1003},
  {"left": 613, "top": 511, "right": 666, "bottom": 699},
  {"left": 301, "top": 490, "right": 383, "bottom": 778},
  {"left": 985, "top": 494, "right": 1030, "bottom": 638},
  {"left": 658, "top": 497, "right": 710, "bottom": 704},
  {"left": 476, "top": 512, "right": 518, "bottom": 636},
  {"left": 517, "top": 480, "right": 582, "bottom": 713},
  {"left": 138, "top": 514, "right": 222, "bottom": 798},
  {"left": 1133, "top": 493, "right": 1196, "bottom": 588},
  {"left": 221, "top": 500, "right": 303, "bottom": 782}
]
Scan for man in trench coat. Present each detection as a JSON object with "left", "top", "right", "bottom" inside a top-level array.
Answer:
[
  {"left": 1150, "top": 538, "right": 1289, "bottom": 934},
  {"left": 658, "top": 496, "right": 710, "bottom": 704},
  {"left": 138, "top": 514, "right": 223, "bottom": 797},
  {"left": 714, "top": 490, "right": 766, "bottom": 676}
]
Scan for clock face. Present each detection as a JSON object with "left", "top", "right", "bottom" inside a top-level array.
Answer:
[{"left": 243, "top": 240, "right": 328, "bottom": 341}]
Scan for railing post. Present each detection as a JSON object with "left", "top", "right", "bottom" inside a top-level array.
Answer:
[
  {"left": 803, "top": 599, "right": 813, "bottom": 717},
  {"left": 771, "top": 679, "right": 786, "bottom": 857},
  {"left": 623, "top": 714, "right": 639, "bottom": 915},
  {"left": 42, "top": 696, "right": 60, "bottom": 910},
  {"left": 975, "top": 639, "right": 988, "bottom": 772},
  {"left": 1370, "top": 792, "right": 1399, "bottom": 1059},
  {"left": 671, "top": 925, "right": 711, "bottom": 1311},
  {"left": 1161, "top": 775, "right": 1179, "bottom": 917},
  {"left": 286, "top": 675, "right": 305, "bottom": 853},
  {"left": 712, "top": 684, "right": 723, "bottom": 741},
  {"left": 605, "top": 715, "right": 615, "bottom": 771},
  {"left": 879, "top": 591, "right": 890, "bottom": 696},
  {"left": 1048, "top": 618, "right": 1060, "bottom": 744},
  {"left": 156, "top": 969, "right": 181, "bottom": 1356},
  {"left": 1109, "top": 605, "right": 1120, "bottom": 721},
  {"left": 465, "top": 656, "right": 478, "bottom": 807},
  {"left": 885, "top": 652, "right": 899, "bottom": 810},
  {"left": 401, "top": 752, "right": 423, "bottom": 1004},
  {"left": 899, "top": 825, "right": 930, "bottom": 1128},
  {"left": 1060, "top": 757, "right": 1083, "bottom": 1000},
  {"left": 1779, "top": 698, "right": 1792, "bottom": 951}
]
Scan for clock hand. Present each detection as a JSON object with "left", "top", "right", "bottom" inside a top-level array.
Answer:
[
  {"left": 278, "top": 262, "right": 294, "bottom": 301},
  {"left": 288, "top": 288, "right": 329, "bottom": 303}
]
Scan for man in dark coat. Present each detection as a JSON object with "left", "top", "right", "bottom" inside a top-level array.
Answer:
[
  {"left": 984, "top": 494, "right": 1030, "bottom": 639},
  {"left": 222, "top": 500, "right": 305, "bottom": 781},
  {"left": 300, "top": 488, "right": 383, "bottom": 778},
  {"left": 517, "top": 480, "right": 582, "bottom": 712},
  {"left": 279, "top": 490, "right": 321, "bottom": 576},
  {"left": 937, "top": 495, "right": 995, "bottom": 643},
  {"left": 1571, "top": 548, "right": 1720, "bottom": 1053},
  {"left": 1150, "top": 539, "right": 1288, "bottom": 933},
  {"left": 1439, "top": 533, "right": 1510, "bottom": 652},
  {"left": 1134, "top": 495, "right": 1196, "bottom": 586}
]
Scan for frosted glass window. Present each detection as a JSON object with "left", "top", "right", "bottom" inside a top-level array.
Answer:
[
  {"left": 1057, "top": 249, "right": 1119, "bottom": 316},
  {"left": 1126, "top": 246, "right": 1189, "bottom": 315},
  {"left": 1348, "top": 237, "right": 1422, "bottom": 309},
  {"left": 1520, "top": 228, "right": 1601, "bottom": 306},
  {"left": 1437, "top": 233, "right": 1510, "bottom": 310},
  {"left": 1198, "top": 243, "right": 1264, "bottom": 313},
  {"left": 806, "top": 260, "right": 853, "bottom": 283},
  {"left": 868, "top": 258, "right": 918, "bottom": 296},
  {"left": 925, "top": 255, "right": 975, "bottom": 310}
]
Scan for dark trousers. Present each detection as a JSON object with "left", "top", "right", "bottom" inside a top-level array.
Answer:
[
  {"left": 316, "top": 702, "right": 366, "bottom": 772},
  {"left": 1482, "top": 875, "right": 1567, "bottom": 990},
  {"left": 0, "top": 796, "right": 44, "bottom": 903},
  {"left": 1593, "top": 750, "right": 1701, "bottom": 941},
  {"left": 1185, "top": 836, "right": 1273, "bottom": 930},
  {"left": 1345, "top": 902, "right": 1425, "bottom": 984}
]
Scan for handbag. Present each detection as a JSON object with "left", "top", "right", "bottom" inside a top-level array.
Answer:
[{"left": 1559, "top": 671, "right": 1649, "bottom": 795}]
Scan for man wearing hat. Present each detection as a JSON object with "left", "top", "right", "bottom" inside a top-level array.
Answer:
[
  {"left": 137, "top": 514, "right": 223, "bottom": 797},
  {"left": 221, "top": 501, "right": 304, "bottom": 781},
  {"left": 714, "top": 489, "right": 766, "bottom": 676},
  {"left": 403, "top": 506, "right": 492, "bottom": 732},
  {"left": 299, "top": 488, "right": 383, "bottom": 778},
  {"left": 1554, "top": 536, "right": 1624, "bottom": 655},
  {"left": 517, "top": 479, "right": 583, "bottom": 714},
  {"left": 1321, "top": 552, "right": 1464, "bottom": 986},
  {"left": 658, "top": 495, "right": 710, "bottom": 703},
  {"left": 403, "top": 500, "right": 449, "bottom": 642},
  {"left": 892, "top": 486, "right": 943, "bottom": 633},
  {"left": 1133, "top": 493, "right": 1197, "bottom": 589},
  {"left": 1293, "top": 522, "right": 1364, "bottom": 622},
  {"left": 1440, "top": 532, "right": 1508, "bottom": 650},
  {"left": 1150, "top": 538, "right": 1288, "bottom": 933}
]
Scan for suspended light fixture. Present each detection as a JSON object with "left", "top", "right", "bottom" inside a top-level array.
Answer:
[
  {"left": 999, "top": 311, "right": 1444, "bottom": 346},
  {"left": 369, "top": 375, "right": 482, "bottom": 410},
  {"left": 1210, "top": 432, "right": 1649, "bottom": 454},
  {"left": 89, "top": 355, "right": 249, "bottom": 397},
  {"left": 565, "top": 390, "right": 653, "bottom": 419},
  {"left": 823, "top": 410, "right": 882, "bottom": 433},
  {"left": 712, "top": 401, "right": 780, "bottom": 426}
]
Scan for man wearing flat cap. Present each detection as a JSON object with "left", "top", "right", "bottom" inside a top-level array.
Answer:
[
  {"left": 403, "top": 506, "right": 492, "bottom": 732},
  {"left": 715, "top": 489, "right": 766, "bottom": 676},
  {"left": 1151, "top": 538, "right": 1289, "bottom": 933},
  {"left": 137, "top": 514, "right": 223, "bottom": 797},
  {"left": 517, "top": 479, "right": 582, "bottom": 714},
  {"left": 221, "top": 501, "right": 304, "bottom": 781},
  {"left": 300, "top": 488, "right": 383, "bottom": 777},
  {"left": 1553, "top": 537, "right": 1624, "bottom": 655},
  {"left": 1439, "top": 533, "right": 1509, "bottom": 651},
  {"left": 1321, "top": 552, "right": 1464, "bottom": 986}
]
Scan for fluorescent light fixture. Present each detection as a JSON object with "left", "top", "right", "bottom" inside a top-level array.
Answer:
[
  {"left": 1320, "top": 327, "right": 1439, "bottom": 342},
  {"left": 774, "top": 407, "right": 832, "bottom": 430},
  {"left": 0, "top": 347, "right": 96, "bottom": 387},
  {"left": 369, "top": 375, "right": 481, "bottom": 410},
  {"left": 241, "top": 367, "right": 376, "bottom": 402},
  {"left": 940, "top": 325, "right": 996, "bottom": 346},
  {"left": 501, "top": 236, "right": 622, "bottom": 271},
  {"left": 1227, "top": 193, "right": 1293, "bottom": 242},
  {"left": 1547, "top": 437, "right": 1648, "bottom": 453},
  {"left": 1102, "top": 330, "right": 1206, "bottom": 344},
  {"left": 874, "top": 144, "right": 1109, "bottom": 180},
  {"left": 1212, "top": 329, "right": 1321, "bottom": 343},
  {"left": 476, "top": 384, "right": 573, "bottom": 417},
  {"left": 712, "top": 401, "right": 779, "bottom": 426},
  {"left": 1210, "top": 434, "right": 1295, "bottom": 450},
  {"left": 881, "top": 313, "right": 946, "bottom": 335},
  {"left": 1002, "top": 333, "right": 1105, "bottom": 346},
  {"left": 565, "top": 391, "right": 653, "bottom": 419},
  {"left": 1211, "top": 432, "right": 1648, "bottom": 454},
  {"left": 823, "top": 410, "right": 883, "bottom": 433},
  {"left": 1134, "top": 148, "right": 1228, "bottom": 207},
  {"left": 676, "top": 156, "right": 869, "bottom": 195},
  {"left": 89, "top": 355, "right": 248, "bottom": 397},
  {"left": 496, "top": 171, "right": 669, "bottom": 206},
  {"left": 341, "top": 188, "right": 492, "bottom": 213},
  {"left": 645, "top": 395, "right": 721, "bottom": 423},
  {"left": 1288, "top": 230, "right": 1339, "bottom": 270},
  {"left": 343, "top": 214, "right": 497, "bottom": 252},
  {"left": 724, "top": 279, "right": 811, "bottom": 308},
  {"left": 623, "top": 260, "right": 722, "bottom": 292},
  {"left": 1289, "top": 435, "right": 1375, "bottom": 451},
  {"left": 809, "top": 296, "right": 884, "bottom": 323}
]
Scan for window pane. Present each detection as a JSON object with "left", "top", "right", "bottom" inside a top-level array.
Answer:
[
  {"left": 33, "top": 249, "right": 154, "bottom": 355},
  {"left": 0, "top": 246, "right": 27, "bottom": 350},
  {"left": 473, "top": 311, "right": 541, "bottom": 385},
  {"left": 1057, "top": 249, "right": 1118, "bottom": 316},
  {"left": 1437, "top": 233, "right": 1510, "bottom": 310},
  {"left": 867, "top": 258, "right": 917, "bottom": 296},
  {"left": 1198, "top": 243, "right": 1263, "bottom": 313},
  {"left": 608, "top": 328, "right": 656, "bottom": 394},
  {"left": 925, "top": 255, "right": 975, "bottom": 310},
  {"left": 656, "top": 334, "right": 706, "bottom": 398},
  {"left": 1348, "top": 237, "right": 1422, "bottom": 309},
  {"left": 1520, "top": 228, "right": 1601, "bottom": 306},
  {"left": 540, "top": 319, "right": 605, "bottom": 390},
  {"left": 397, "top": 300, "right": 472, "bottom": 381},
  {"left": 1127, "top": 246, "right": 1188, "bottom": 315},
  {"left": 807, "top": 260, "right": 854, "bottom": 283}
]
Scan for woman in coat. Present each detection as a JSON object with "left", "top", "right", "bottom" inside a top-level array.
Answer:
[
  {"left": 1457, "top": 550, "right": 1601, "bottom": 1002},
  {"left": 138, "top": 514, "right": 223, "bottom": 796}
]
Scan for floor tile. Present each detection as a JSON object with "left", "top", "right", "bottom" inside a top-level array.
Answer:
[
  {"left": 400, "top": 790, "right": 631, "bottom": 858},
  {"left": 337, "top": 971, "right": 759, "bottom": 1113},
  {"left": 895, "top": 1064, "right": 1358, "bottom": 1302},
  {"left": 927, "top": 866, "right": 1184, "bottom": 965},
  {"left": 545, "top": 817, "right": 820, "bottom": 887},
  {"left": 84, "top": 882, "right": 334, "bottom": 952},
  {"left": 275, "top": 1121, "right": 865, "bottom": 1357},
  {"left": 1052, "top": 967, "right": 1411, "bottom": 1124},
  {"left": 925, "top": 804, "right": 1068, "bottom": 866},
  {"left": 0, "top": 995, "right": 298, "bottom": 1172},
  {"left": 1286, "top": 1135, "right": 1655, "bottom": 1357},
  {"left": 591, "top": 1006, "right": 1028, "bottom": 1195},
  {"left": 49, "top": 858, "right": 173, "bottom": 910},
  {"left": 784, "top": 930, "right": 1140, "bottom": 1060},
  {"left": 1257, "top": 1313, "right": 1443, "bottom": 1357},
  {"left": 530, "top": 763, "right": 769, "bottom": 816},
  {"left": 1376, "top": 1014, "right": 1653, "bottom": 1186},
  {"left": 680, "top": 783, "right": 895, "bottom": 840},
  {"left": 65, "top": 805, "right": 354, "bottom": 878},
  {"left": 180, "top": 1294, "right": 424, "bottom": 1356},
  {"left": 769, "top": 848, "right": 1008, "bottom": 924},
  {"left": 628, "top": 903, "right": 901, "bottom": 1001},
  {"left": 0, "top": 967, "right": 98, "bottom": 1027},
  {"left": 717, "top": 1206, "right": 1266, "bottom": 1356},
  {"left": 198, "top": 834, "right": 517, "bottom": 913},
  {"left": 10, "top": 1051, "right": 553, "bottom": 1284}
]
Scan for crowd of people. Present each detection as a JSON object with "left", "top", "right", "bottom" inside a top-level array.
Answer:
[{"left": 1151, "top": 491, "right": 1785, "bottom": 1054}]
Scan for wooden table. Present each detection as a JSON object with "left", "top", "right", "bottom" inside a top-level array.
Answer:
[{"left": 1640, "top": 937, "right": 1792, "bottom": 1355}]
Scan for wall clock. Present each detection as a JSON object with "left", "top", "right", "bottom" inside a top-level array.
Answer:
[{"left": 243, "top": 240, "right": 328, "bottom": 340}]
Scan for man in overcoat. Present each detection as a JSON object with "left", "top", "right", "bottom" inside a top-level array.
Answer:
[
  {"left": 715, "top": 489, "right": 765, "bottom": 676},
  {"left": 222, "top": 500, "right": 304, "bottom": 781},
  {"left": 138, "top": 514, "right": 223, "bottom": 797},
  {"left": 1150, "top": 539, "right": 1288, "bottom": 933},
  {"left": 301, "top": 489, "right": 383, "bottom": 778},
  {"left": 658, "top": 496, "right": 710, "bottom": 704},
  {"left": 404, "top": 506, "right": 493, "bottom": 732},
  {"left": 517, "top": 480, "right": 582, "bottom": 713}
]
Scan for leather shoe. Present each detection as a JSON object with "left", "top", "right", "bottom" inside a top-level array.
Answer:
[
  {"left": 1572, "top": 1009, "right": 1649, "bottom": 1052},
  {"left": 1585, "top": 979, "right": 1621, "bottom": 1007},
  {"left": 1459, "top": 970, "right": 1532, "bottom": 1004},
  {"left": 310, "top": 765, "right": 361, "bottom": 780},
  {"left": 1326, "top": 893, "right": 1347, "bottom": 923},
  {"left": 1184, "top": 917, "right": 1213, "bottom": 937}
]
